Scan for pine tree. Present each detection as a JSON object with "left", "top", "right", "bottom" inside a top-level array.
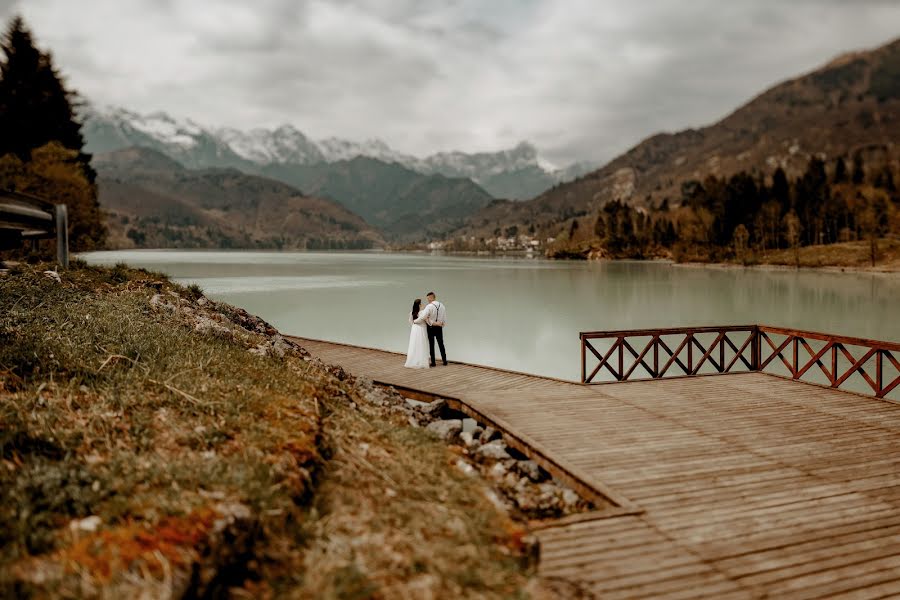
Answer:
[
  {"left": 771, "top": 168, "right": 790, "bottom": 213},
  {"left": 852, "top": 153, "right": 865, "bottom": 184},
  {"left": 0, "top": 16, "right": 94, "bottom": 181},
  {"left": 833, "top": 156, "right": 848, "bottom": 183}
]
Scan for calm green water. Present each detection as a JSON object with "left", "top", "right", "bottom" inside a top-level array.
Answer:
[{"left": 81, "top": 250, "right": 900, "bottom": 382}]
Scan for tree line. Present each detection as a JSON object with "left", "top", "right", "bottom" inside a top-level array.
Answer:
[
  {"left": 575, "top": 153, "right": 898, "bottom": 264},
  {"left": 0, "top": 16, "right": 105, "bottom": 252}
]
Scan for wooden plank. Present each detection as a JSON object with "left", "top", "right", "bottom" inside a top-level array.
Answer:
[{"left": 298, "top": 336, "right": 900, "bottom": 599}]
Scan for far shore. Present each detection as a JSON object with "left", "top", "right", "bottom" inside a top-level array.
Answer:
[
  {"left": 669, "top": 260, "right": 900, "bottom": 277},
  {"left": 85, "top": 241, "right": 900, "bottom": 276}
]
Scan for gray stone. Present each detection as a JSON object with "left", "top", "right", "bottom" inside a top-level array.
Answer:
[
  {"left": 425, "top": 418, "right": 462, "bottom": 442},
  {"left": 455, "top": 458, "right": 477, "bottom": 477},
  {"left": 459, "top": 431, "right": 476, "bottom": 448},
  {"left": 488, "top": 462, "right": 508, "bottom": 480},
  {"left": 561, "top": 489, "right": 581, "bottom": 507},
  {"left": 417, "top": 399, "right": 446, "bottom": 422},
  {"left": 515, "top": 460, "right": 543, "bottom": 482},
  {"left": 476, "top": 439, "right": 510, "bottom": 460},
  {"left": 482, "top": 426, "right": 500, "bottom": 442}
]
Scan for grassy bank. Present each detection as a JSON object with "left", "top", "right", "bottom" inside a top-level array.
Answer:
[
  {"left": 543, "top": 238, "right": 900, "bottom": 272},
  {"left": 0, "top": 262, "right": 543, "bottom": 598}
]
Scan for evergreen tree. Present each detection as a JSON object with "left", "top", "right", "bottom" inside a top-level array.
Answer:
[
  {"left": 794, "top": 157, "right": 830, "bottom": 245},
  {"left": 852, "top": 153, "right": 865, "bottom": 184},
  {"left": 771, "top": 168, "right": 790, "bottom": 213},
  {"left": 0, "top": 16, "right": 94, "bottom": 181},
  {"left": 874, "top": 166, "right": 896, "bottom": 192},
  {"left": 594, "top": 213, "right": 607, "bottom": 239},
  {"left": 833, "top": 156, "right": 848, "bottom": 183}
]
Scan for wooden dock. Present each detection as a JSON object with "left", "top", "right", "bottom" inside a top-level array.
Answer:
[{"left": 293, "top": 336, "right": 900, "bottom": 599}]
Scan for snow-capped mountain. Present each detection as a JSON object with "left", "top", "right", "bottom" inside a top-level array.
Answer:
[
  {"left": 216, "top": 125, "right": 325, "bottom": 165},
  {"left": 81, "top": 105, "right": 596, "bottom": 199},
  {"left": 82, "top": 106, "right": 252, "bottom": 170}
]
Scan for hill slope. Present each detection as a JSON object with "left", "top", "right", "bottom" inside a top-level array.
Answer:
[
  {"left": 95, "top": 147, "right": 383, "bottom": 249},
  {"left": 261, "top": 157, "right": 495, "bottom": 241},
  {"left": 454, "top": 37, "right": 900, "bottom": 242}
]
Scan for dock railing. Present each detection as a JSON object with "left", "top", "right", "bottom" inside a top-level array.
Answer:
[
  {"left": 580, "top": 325, "right": 900, "bottom": 400},
  {"left": 0, "top": 190, "right": 68, "bottom": 268}
]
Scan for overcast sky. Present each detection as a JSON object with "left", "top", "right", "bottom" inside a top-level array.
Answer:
[{"left": 2, "top": 0, "right": 899, "bottom": 166}]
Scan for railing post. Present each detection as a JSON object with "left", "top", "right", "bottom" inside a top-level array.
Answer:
[
  {"left": 876, "top": 350, "right": 883, "bottom": 397},
  {"left": 688, "top": 334, "right": 693, "bottom": 375},
  {"left": 831, "top": 344, "right": 839, "bottom": 386},
  {"left": 653, "top": 338, "right": 659, "bottom": 378},
  {"left": 719, "top": 332, "right": 725, "bottom": 373},
  {"left": 751, "top": 326, "right": 760, "bottom": 371},
  {"left": 580, "top": 334, "right": 586, "bottom": 384},
  {"left": 55, "top": 204, "right": 69, "bottom": 269},
  {"left": 792, "top": 336, "right": 799, "bottom": 379},
  {"left": 617, "top": 337, "right": 624, "bottom": 381}
]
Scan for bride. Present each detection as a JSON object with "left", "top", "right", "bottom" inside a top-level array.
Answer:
[{"left": 405, "top": 298, "right": 430, "bottom": 368}]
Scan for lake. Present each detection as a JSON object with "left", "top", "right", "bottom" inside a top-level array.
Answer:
[{"left": 81, "top": 250, "right": 900, "bottom": 382}]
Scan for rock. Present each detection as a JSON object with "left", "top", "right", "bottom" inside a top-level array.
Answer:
[
  {"left": 426, "top": 419, "right": 462, "bottom": 442},
  {"left": 149, "top": 294, "right": 176, "bottom": 312},
  {"left": 42, "top": 270, "right": 61, "bottom": 283},
  {"left": 482, "top": 426, "right": 499, "bottom": 442},
  {"left": 476, "top": 439, "right": 510, "bottom": 460},
  {"left": 194, "top": 316, "right": 233, "bottom": 339},
  {"left": 69, "top": 515, "right": 102, "bottom": 533},
  {"left": 515, "top": 460, "right": 543, "bottom": 482},
  {"left": 459, "top": 431, "right": 476, "bottom": 448},
  {"left": 419, "top": 399, "right": 446, "bottom": 419},
  {"left": 562, "top": 489, "right": 581, "bottom": 507},
  {"left": 488, "top": 462, "right": 508, "bottom": 480},
  {"left": 455, "top": 458, "right": 477, "bottom": 476},
  {"left": 471, "top": 425, "right": 484, "bottom": 440}
]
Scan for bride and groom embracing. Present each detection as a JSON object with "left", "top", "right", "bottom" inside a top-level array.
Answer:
[{"left": 405, "top": 291, "right": 448, "bottom": 369}]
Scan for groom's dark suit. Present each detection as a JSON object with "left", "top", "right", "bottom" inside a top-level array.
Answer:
[{"left": 425, "top": 300, "right": 447, "bottom": 366}]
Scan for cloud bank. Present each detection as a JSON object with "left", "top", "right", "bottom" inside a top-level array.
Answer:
[{"left": 4, "top": 0, "right": 899, "bottom": 165}]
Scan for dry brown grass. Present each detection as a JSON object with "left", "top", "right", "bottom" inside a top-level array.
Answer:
[
  {"left": 291, "top": 402, "right": 535, "bottom": 599},
  {"left": 0, "top": 261, "right": 542, "bottom": 598},
  {"left": 753, "top": 238, "right": 900, "bottom": 271}
]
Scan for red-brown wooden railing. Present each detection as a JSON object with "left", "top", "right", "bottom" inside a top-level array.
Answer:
[{"left": 580, "top": 325, "right": 900, "bottom": 400}]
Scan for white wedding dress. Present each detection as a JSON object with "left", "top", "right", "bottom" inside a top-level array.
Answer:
[{"left": 405, "top": 310, "right": 430, "bottom": 368}]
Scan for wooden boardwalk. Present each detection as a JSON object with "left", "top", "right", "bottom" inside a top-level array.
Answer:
[{"left": 294, "top": 337, "right": 900, "bottom": 599}]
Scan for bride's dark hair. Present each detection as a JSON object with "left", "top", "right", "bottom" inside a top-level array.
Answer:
[{"left": 411, "top": 298, "right": 421, "bottom": 320}]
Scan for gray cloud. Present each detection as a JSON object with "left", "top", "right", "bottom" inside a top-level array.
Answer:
[{"left": 6, "top": 0, "right": 900, "bottom": 165}]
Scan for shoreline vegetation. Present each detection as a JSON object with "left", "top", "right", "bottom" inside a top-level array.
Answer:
[
  {"left": 0, "top": 261, "right": 590, "bottom": 598},
  {"left": 402, "top": 238, "right": 900, "bottom": 273}
]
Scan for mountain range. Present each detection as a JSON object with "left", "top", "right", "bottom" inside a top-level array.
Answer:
[
  {"left": 81, "top": 106, "right": 595, "bottom": 201},
  {"left": 453, "top": 37, "right": 900, "bottom": 243},
  {"left": 95, "top": 147, "right": 383, "bottom": 250}
]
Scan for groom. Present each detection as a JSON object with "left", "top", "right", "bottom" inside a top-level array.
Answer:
[{"left": 423, "top": 291, "right": 447, "bottom": 366}]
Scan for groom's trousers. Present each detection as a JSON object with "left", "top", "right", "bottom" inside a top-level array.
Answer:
[{"left": 427, "top": 325, "right": 447, "bottom": 366}]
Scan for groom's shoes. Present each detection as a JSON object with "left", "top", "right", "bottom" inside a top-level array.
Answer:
[
  {"left": 442, "top": 361, "right": 448, "bottom": 366},
  {"left": 430, "top": 362, "right": 436, "bottom": 367}
]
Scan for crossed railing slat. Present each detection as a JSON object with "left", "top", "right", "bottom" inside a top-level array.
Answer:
[{"left": 581, "top": 325, "right": 900, "bottom": 400}]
